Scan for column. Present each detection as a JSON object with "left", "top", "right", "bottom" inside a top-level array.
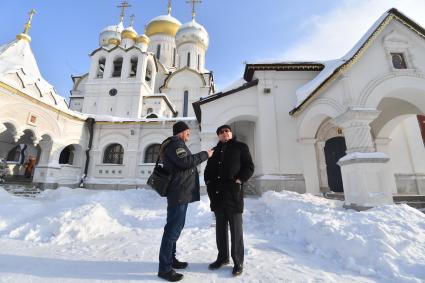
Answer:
[
  {"left": 375, "top": 138, "right": 397, "bottom": 194},
  {"left": 316, "top": 141, "right": 328, "bottom": 190},
  {"left": 333, "top": 108, "right": 396, "bottom": 208},
  {"left": 298, "top": 138, "right": 321, "bottom": 195}
]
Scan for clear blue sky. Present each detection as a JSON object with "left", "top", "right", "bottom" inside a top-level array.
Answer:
[{"left": 0, "top": 0, "right": 375, "bottom": 99}]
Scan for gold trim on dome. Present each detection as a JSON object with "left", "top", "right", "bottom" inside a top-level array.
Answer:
[
  {"left": 146, "top": 20, "right": 180, "bottom": 37},
  {"left": 108, "top": 38, "right": 120, "bottom": 45},
  {"left": 122, "top": 29, "right": 137, "bottom": 40},
  {"left": 136, "top": 35, "right": 150, "bottom": 45},
  {"left": 16, "top": 33, "right": 31, "bottom": 42}
]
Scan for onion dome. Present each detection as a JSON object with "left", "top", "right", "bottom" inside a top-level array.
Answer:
[
  {"left": 136, "top": 33, "right": 150, "bottom": 45},
  {"left": 175, "top": 19, "right": 209, "bottom": 49},
  {"left": 121, "top": 26, "right": 137, "bottom": 40},
  {"left": 145, "top": 14, "right": 181, "bottom": 37},
  {"left": 99, "top": 21, "right": 124, "bottom": 46}
]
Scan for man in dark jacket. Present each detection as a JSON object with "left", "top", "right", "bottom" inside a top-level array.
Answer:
[
  {"left": 204, "top": 124, "right": 254, "bottom": 276},
  {"left": 158, "top": 121, "right": 213, "bottom": 282}
]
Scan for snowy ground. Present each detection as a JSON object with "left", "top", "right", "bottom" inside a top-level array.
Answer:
[{"left": 0, "top": 187, "right": 424, "bottom": 283}]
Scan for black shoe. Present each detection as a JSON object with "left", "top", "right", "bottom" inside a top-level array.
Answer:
[
  {"left": 172, "top": 258, "right": 188, "bottom": 269},
  {"left": 208, "top": 259, "right": 230, "bottom": 270},
  {"left": 158, "top": 269, "right": 183, "bottom": 282},
  {"left": 232, "top": 264, "right": 243, "bottom": 276}
]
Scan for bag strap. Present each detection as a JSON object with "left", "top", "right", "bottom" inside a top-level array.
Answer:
[
  {"left": 154, "top": 155, "right": 161, "bottom": 168},
  {"left": 156, "top": 137, "right": 172, "bottom": 168}
]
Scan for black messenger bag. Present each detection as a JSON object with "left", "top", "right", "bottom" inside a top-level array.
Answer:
[{"left": 147, "top": 155, "right": 171, "bottom": 197}]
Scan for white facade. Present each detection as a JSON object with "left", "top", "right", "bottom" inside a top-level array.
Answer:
[
  {"left": 194, "top": 8, "right": 425, "bottom": 208},
  {"left": 1, "top": 8, "right": 425, "bottom": 208}
]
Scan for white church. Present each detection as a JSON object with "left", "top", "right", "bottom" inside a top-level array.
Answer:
[{"left": 1, "top": 2, "right": 425, "bottom": 209}]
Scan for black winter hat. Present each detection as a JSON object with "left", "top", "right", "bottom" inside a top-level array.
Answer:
[
  {"left": 173, "top": 121, "right": 189, "bottom": 135},
  {"left": 216, "top": 124, "right": 232, "bottom": 135}
]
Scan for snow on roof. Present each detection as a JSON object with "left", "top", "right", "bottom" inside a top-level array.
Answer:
[
  {"left": 295, "top": 59, "right": 344, "bottom": 106},
  {"left": 148, "top": 14, "right": 181, "bottom": 26},
  {"left": 291, "top": 9, "right": 396, "bottom": 113},
  {"left": 88, "top": 114, "right": 196, "bottom": 123},
  {"left": 0, "top": 38, "right": 76, "bottom": 116},
  {"left": 217, "top": 77, "right": 247, "bottom": 94}
]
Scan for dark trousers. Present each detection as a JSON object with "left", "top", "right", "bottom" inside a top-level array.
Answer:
[
  {"left": 214, "top": 210, "right": 244, "bottom": 266},
  {"left": 158, "top": 203, "right": 188, "bottom": 273}
]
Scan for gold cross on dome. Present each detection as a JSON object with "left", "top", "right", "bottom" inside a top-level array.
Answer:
[
  {"left": 186, "top": 0, "right": 202, "bottom": 20},
  {"left": 168, "top": 0, "right": 172, "bottom": 15},
  {"left": 130, "top": 14, "right": 135, "bottom": 27},
  {"left": 23, "top": 9, "right": 36, "bottom": 34},
  {"left": 117, "top": 1, "right": 131, "bottom": 23}
]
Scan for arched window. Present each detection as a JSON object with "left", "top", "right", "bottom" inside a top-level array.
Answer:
[
  {"left": 197, "top": 54, "right": 200, "bottom": 70},
  {"left": 156, "top": 45, "right": 161, "bottom": 60},
  {"left": 97, "top": 57, "right": 106, "bottom": 78},
  {"left": 130, "top": 57, "right": 138, "bottom": 77},
  {"left": 187, "top": 52, "right": 191, "bottom": 67},
  {"left": 7, "top": 145, "right": 24, "bottom": 163},
  {"left": 147, "top": 113, "right": 158, "bottom": 118},
  {"left": 112, "top": 57, "right": 123, "bottom": 77},
  {"left": 59, "top": 145, "right": 75, "bottom": 165},
  {"left": 183, "top": 90, "right": 189, "bottom": 117},
  {"left": 103, "top": 143, "right": 124, "bottom": 164},
  {"left": 144, "top": 144, "right": 161, "bottom": 163},
  {"left": 145, "top": 61, "right": 153, "bottom": 85}
]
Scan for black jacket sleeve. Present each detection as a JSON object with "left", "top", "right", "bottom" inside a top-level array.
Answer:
[
  {"left": 237, "top": 143, "right": 254, "bottom": 183},
  {"left": 166, "top": 140, "right": 208, "bottom": 171}
]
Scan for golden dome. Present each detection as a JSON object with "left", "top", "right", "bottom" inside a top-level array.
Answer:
[
  {"left": 145, "top": 15, "right": 181, "bottom": 37},
  {"left": 122, "top": 28, "right": 137, "bottom": 40},
  {"left": 136, "top": 34, "right": 150, "bottom": 45},
  {"left": 108, "top": 38, "right": 120, "bottom": 46}
]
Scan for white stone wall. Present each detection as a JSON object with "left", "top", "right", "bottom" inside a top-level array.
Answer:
[{"left": 147, "top": 34, "right": 177, "bottom": 69}]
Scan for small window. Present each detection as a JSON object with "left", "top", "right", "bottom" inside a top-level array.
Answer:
[
  {"left": 173, "top": 48, "right": 176, "bottom": 67},
  {"left": 147, "top": 108, "right": 153, "bottom": 114},
  {"left": 183, "top": 90, "right": 189, "bottom": 117},
  {"left": 130, "top": 57, "right": 138, "bottom": 77},
  {"left": 103, "top": 143, "right": 124, "bottom": 164},
  {"left": 112, "top": 57, "right": 123, "bottom": 77},
  {"left": 144, "top": 144, "right": 161, "bottom": 163},
  {"left": 145, "top": 69, "right": 152, "bottom": 82},
  {"left": 97, "top": 57, "right": 106, "bottom": 78},
  {"left": 156, "top": 45, "right": 161, "bottom": 60},
  {"left": 391, "top": 53, "right": 407, "bottom": 69},
  {"left": 59, "top": 145, "right": 75, "bottom": 165},
  {"left": 187, "top": 52, "right": 191, "bottom": 67}
]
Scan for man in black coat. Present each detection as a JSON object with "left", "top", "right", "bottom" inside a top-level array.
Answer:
[
  {"left": 158, "top": 121, "right": 213, "bottom": 282},
  {"left": 204, "top": 124, "right": 254, "bottom": 276}
]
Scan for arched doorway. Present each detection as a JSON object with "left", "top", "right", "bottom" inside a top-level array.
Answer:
[{"left": 324, "top": 137, "right": 346, "bottom": 192}]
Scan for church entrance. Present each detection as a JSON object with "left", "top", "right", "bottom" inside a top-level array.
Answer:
[
  {"left": 324, "top": 137, "right": 346, "bottom": 192},
  {"left": 0, "top": 124, "right": 41, "bottom": 182}
]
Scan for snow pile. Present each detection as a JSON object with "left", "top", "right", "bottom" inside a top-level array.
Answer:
[
  {"left": 0, "top": 188, "right": 164, "bottom": 244},
  {"left": 0, "top": 187, "right": 424, "bottom": 282},
  {"left": 251, "top": 191, "right": 425, "bottom": 282}
]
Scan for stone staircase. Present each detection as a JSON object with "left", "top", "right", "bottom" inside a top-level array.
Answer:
[
  {"left": 324, "top": 192, "right": 425, "bottom": 212},
  {"left": 1, "top": 176, "right": 43, "bottom": 197}
]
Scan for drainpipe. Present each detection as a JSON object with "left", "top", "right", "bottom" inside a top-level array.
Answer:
[{"left": 84, "top": 117, "right": 95, "bottom": 179}]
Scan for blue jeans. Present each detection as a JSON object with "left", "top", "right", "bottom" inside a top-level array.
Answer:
[{"left": 158, "top": 203, "right": 188, "bottom": 273}]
